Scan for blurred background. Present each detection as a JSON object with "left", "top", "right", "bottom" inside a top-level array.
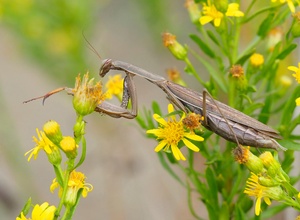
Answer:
[
  {"left": 1, "top": 1, "right": 300, "bottom": 219},
  {"left": 0, "top": 0, "right": 208, "bottom": 219}
]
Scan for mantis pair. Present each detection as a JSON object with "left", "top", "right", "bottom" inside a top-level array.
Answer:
[{"left": 25, "top": 59, "right": 286, "bottom": 151}]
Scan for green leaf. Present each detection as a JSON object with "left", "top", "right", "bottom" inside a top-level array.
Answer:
[
  {"left": 280, "top": 86, "right": 300, "bottom": 128},
  {"left": 205, "top": 167, "right": 218, "bottom": 209},
  {"left": 187, "top": 182, "right": 202, "bottom": 220},
  {"left": 234, "top": 204, "right": 247, "bottom": 220},
  {"left": 235, "top": 49, "right": 255, "bottom": 66},
  {"left": 261, "top": 204, "right": 287, "bottom": 219},
  {"left": 193, "top": 54, "right": 228, "bottom": 92},
  {"left": 152, "top": 101, "right": 162, "bottom": 115},
  {"left": 257, "top": 13, "right": 275, "bottom": 37},
  {"left": 219, "top": 202, "right": 230, "bottom": 220},
  {"left": 190, "top": 34, "right": 215, "bottom": 58},
  {"left": 277, "top": 139, "right": 300, "bottom": 151},
  {"left": 276, "top": 43, "right": 297, "bottom": 60},
  {"left": 19, "top": 197, "right": 32, "bottom": 217},
  {"left": 157, "top": 152, "right": 184, "bottom": 186},
  {"left": 207, "top": 30, "right": 220, "bottom": 46}
]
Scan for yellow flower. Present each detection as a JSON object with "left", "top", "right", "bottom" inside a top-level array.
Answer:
[
  {"left": 60, "top": 136, "right": 78, "bottom": 159},
  {"left": 244, "top": 173, "right": 283, "bottom": 215},
  {"left": 288, "top": 63, "right": 300, "bottom": 83},
  {"left": 25, "top": 128, "right": 58, "bottom": 161},
  {"left": 250, "top": 53, "right": 264, "bottom": 67},
  {"left": 16, "top": 202, "right": 56, "bottom": 220},
  {"left": 296, "top": 97, "right": 300, "bottom": 106},
  {"left": 146, "top": 104, "right": 204, "bottom": 161},
  {"left": 105, "top": 74, "right": 124, "bottom": 100},
  {"left": 50, "top": 170, "right": 93, "bottom": 206},
  {"left": 271, "top": 0, "right": 296, "bottom": 13},
  {"left": 200, "top": 1, "right": 224, "bottom": 27},
  {"left": 73, "top": 73, "right": 106, "bottom": 116},
  {"left": 200, "top": 2, "right": 244, "bottom": 27},
  {"left": 225, "top": 3, "right": 244, "bottom": 17}
]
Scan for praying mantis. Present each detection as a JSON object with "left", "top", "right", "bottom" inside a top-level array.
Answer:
[
  {"left": 24, "top": 58, "right": 286, "bottom": 151},
  {"left": 98, "top": 59, "right": 286, "bottom": 151}
]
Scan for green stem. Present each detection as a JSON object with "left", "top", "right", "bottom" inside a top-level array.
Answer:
[
  {"left": 53, "top": 164, "right": 64, "bottom": 187},
  {"left": 184, "top": 57, "right": 206, "bottom": 86}
]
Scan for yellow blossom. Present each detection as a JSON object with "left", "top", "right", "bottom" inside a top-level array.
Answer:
[
  {"left": 50, "top": 170, "right": 93, "bottom": 206},
  {"left": 271, "top": 0, "right": 296, "bottom": 13},
  {"left": 288, "top": 63, "right": 300, "bottom": 83},
  {"left": 244, "top": 173, "right": 284, "bottom": 215},
  {"left": 200, "top": 1, "right": 224, "bottom": 27},
  {"left": 16, "top": 202, "right": 56, "bottom": 220},
  {"left": 250, "top": 53, "right": 264, "bottom": 67},
  {"left": 225, "top": 3, "right": 244, "bottom": 17},
  {"left": 200, "top": 2, "right": 244, "bottom": 27},
  {"left": 296, "top": 97, "right": 300, "bottom": 106},
  {"left": 25, "top": 129, "right": 57, "bottom": 161},
  {"left": 105, "top": 74, "right": 124, "bottom": 99},
  {"left": 146, "top": 104, "right": 204, "bottom": 161}
]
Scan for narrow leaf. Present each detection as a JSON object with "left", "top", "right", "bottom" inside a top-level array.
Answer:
[{"left": 190, "top": 34, "right": 215, "bottom": 58}]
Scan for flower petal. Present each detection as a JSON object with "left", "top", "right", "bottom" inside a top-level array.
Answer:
[
  {"left": 255, "top": 197, "right": 262, "bottom": 216},
  {"left": 146, "top": 128, "right": 159, "bottom": 135},
  {"left": 287, "top": 66, "right": 299, "bottom": 72},
  {"left": 200, "top": 16, "right": 213, "bottom": 25},
  {"left": 154, "top": 140, "right": 167, "bottom": 152},
  {"left": 263, "top": 197, "right": 272, "bottom": 206},
  {"left": 171, "top": 144, "right": 186, "bottom": 160},
  {"left": 182, "top": 138, "right": 200, "bottom": 152},
  {"left": 153, "top": 114, "right": 167, "bottom": 126},
  {"left": 184, "top": 133, "right": 204, "bottom": 141}
]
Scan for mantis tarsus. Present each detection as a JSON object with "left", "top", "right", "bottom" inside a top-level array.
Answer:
[{"left": 99, "top": 59, "right": 286, "bottom": 151}]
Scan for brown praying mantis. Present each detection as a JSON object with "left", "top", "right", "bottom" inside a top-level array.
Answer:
[
  {"left": 24, "top": 58, "right": 286, "bottom": 151},
  {"left": 99, "top": 59, "right": 286, "bottom": 151}
]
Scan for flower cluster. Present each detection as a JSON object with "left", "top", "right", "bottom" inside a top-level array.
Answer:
[
  {"left": 234, "top": 146, "right": 300, "bottom": 215},
  {"left": 18, "top": 74, "right": 102, "bottom": 219},
  {"left": 199, "top": 1, "right": 244, "bottom": 27}
]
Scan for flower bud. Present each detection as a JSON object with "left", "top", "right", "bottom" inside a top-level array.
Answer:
[
  {"left": 72, "top": 73, "right": 106, "bottom": 116},
  {"left": 233, "top": 146, "right": 264, "bottom": 174},
  {"left": 184, "top": 0, "right": 201, "bottom": 23},
  {"left": 162, "top": 32, "right": 187, "bottom": 60},
  {"left": 60, "top": 136, "right": 78, "bottom": 159},
  {"left": 292, "top": 12, "right": 300, "bottom": 38},
  {"left": 47, "top": 146, "right": 62, "bottom": 165},
  {"left": 250, "top": 53, "right": 264, "bottom": 67},
  {"left": 43, "top": 120, "right": 63, "bottom": 145}
]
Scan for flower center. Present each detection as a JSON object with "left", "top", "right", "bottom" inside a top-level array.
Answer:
[{"left": 161, "top": 120, "right": 185, "bottom": 145}]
